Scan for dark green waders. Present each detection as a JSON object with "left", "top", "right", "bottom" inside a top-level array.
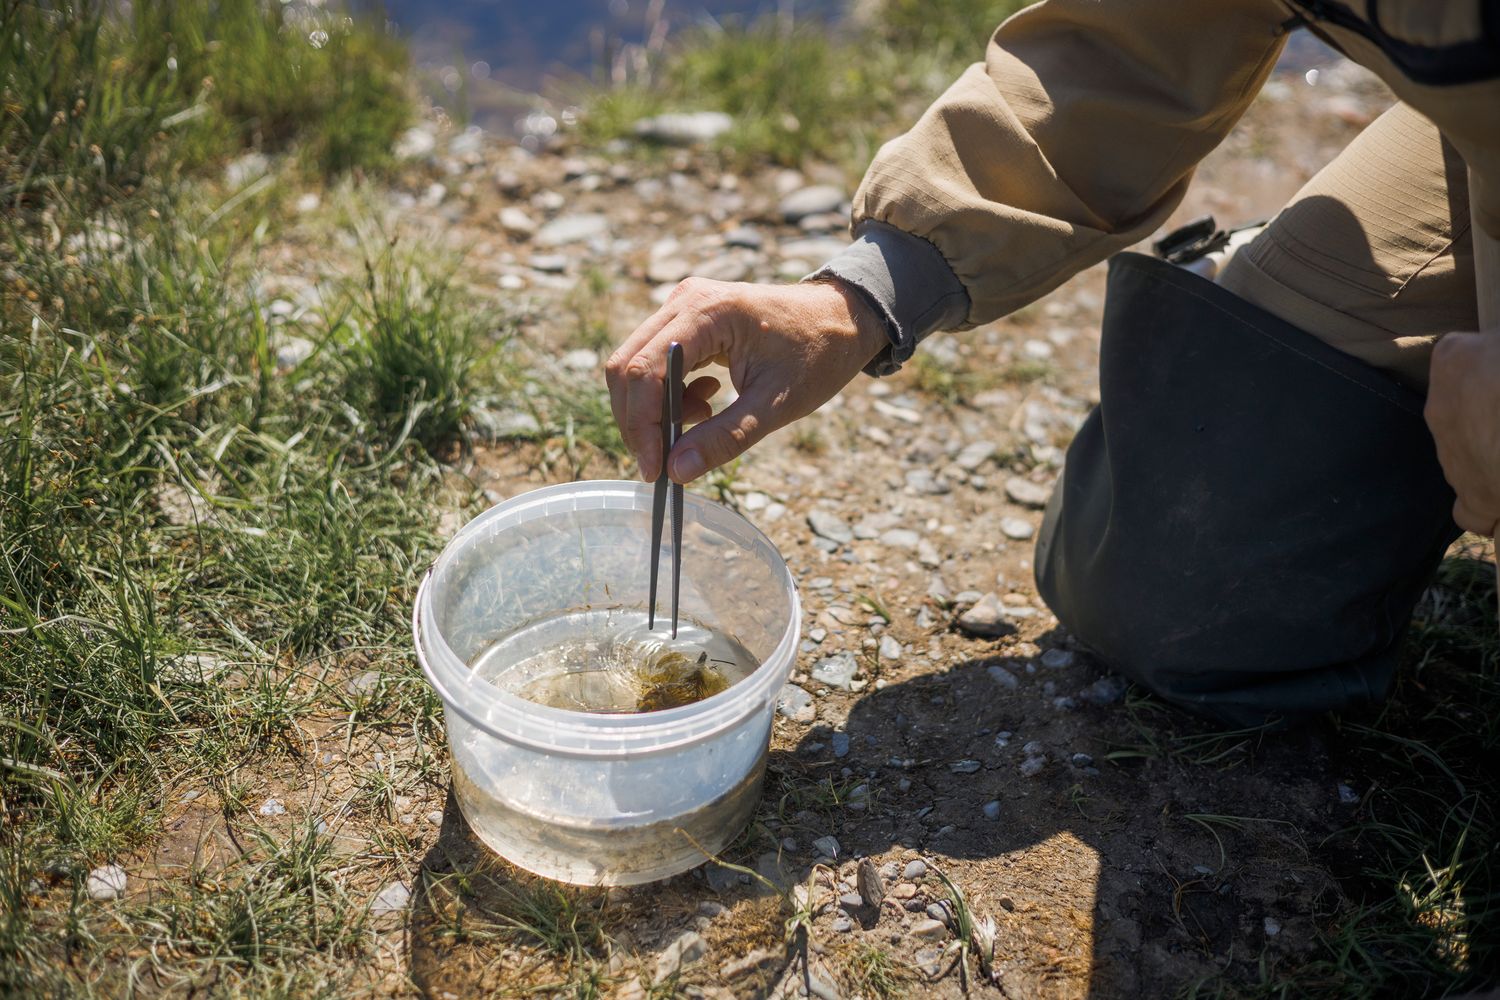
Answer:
[{"left": 1035, "top": 253, "right": 1460, "bottom": 728}]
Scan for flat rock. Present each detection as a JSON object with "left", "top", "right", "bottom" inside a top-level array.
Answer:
[
  {"left": 529, "top": 253, "right": 569, "bottom": 273},
  {"left": 987, "top": 664, "right": 1019, "bottom": 689},
  {"left": 1081, "top": 674, "right": 1129, "bottom": 705},
  {"left": 880, "top": 528, "right": 921, "bottom": 551},
  {"left": 910, "top": 918, "right": 949, "bottom": 939},
  {"left": 371, "top": 881, "right": 410, "bottom": 916},
  {"left": 1000, "top": 517, "right": 1035, "bottom": 540},
  {"left": 87, "top": 865, "right": 126, "bottom": 901},
  {"left": 778, "top": 184, "right": 846, "bottom": 222},
  {"left": 813, "top": 835, "right": 841, "bottom": 859},
  {"left": 776, "top": 683, "right": 816, "bottom": 723},
  {"left": 1005, "top": 477, "right": 1053, "bottom": 509},
  {"left": 879, "top": 635, "right": 903, "bottom": 661},
  {"left": 633, "top": 111, "right": 733, "bottom": 145},
  {"left": 1041, "top": 648, "right": 1076, "bottom": 669},
  {"left": 957, "top": 592, "right": 1017, "bottom": 638},
  {"left": 807, "top": 509, "right": 853, "bottom": 544},
  {"left": 811, "top": 652, "right": 859, "bottom": 690},
  {"left": 955, "top": 440, "right": 997, "bottom": 471},
  {"left": 905, "top": 469, "right": 950, "bottom": 495},
  {"left": 534, "top": 213, "right": 609, "bottom": 247},
  {"left": 654, "top": 930, "right": 708, "bottom": 982},
  {"left": 497, "top": 205, "right": 535, "bottom": 237}
]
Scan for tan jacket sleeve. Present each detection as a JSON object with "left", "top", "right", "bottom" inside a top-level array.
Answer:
[{"left": 851, "top": 0, "right": 1292, "bottom": 331}]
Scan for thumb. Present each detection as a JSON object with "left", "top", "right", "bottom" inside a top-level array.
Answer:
[{"left": 668, "top": 390, "right": 775, "bottom": 483}]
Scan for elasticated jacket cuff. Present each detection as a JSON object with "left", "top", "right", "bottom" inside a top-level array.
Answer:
[{"left": 804, "top": 220, "right": 971, "bottom": 376}]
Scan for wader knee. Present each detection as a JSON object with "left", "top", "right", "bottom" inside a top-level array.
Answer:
[{"left": 1035, "top": 253, "right": 1459, "bottom": 728}]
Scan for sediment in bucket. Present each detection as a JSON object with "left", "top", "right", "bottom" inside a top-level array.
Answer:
[{"left": 414, "top": 481, "right": 799, "bottom": 885}]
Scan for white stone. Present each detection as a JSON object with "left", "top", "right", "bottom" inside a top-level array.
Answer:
[
  {"left": 1000, "top": 517, "right": 1035, "bottom": 541},
  {"left": 87, "top": 865, "right": 126, "bottom": 901},
  {"left": 955, "top": 440, "right": 996, "bottom": 471},
  {"left": 957, "top": 593, "right": 1016, "bottom": 638},
  {"left": 807, "top": 509, "right": 853, "bottom": 544},
  {"left": 499, "top": 205, "right": 536, "bottom": 236},
  {"left": 776, "top": 683, "right": 816, "bottom": 723},
  {"left": 534, "top": 213, "right": 609, "bottom": 247},
  {"left": 633, "top": 111, "right": 734, "bottom": 145},
  {"left": 778, "top": 185, "right": 846, "bottom": 222},
  {"left": 811, "top": 652, "right": 859, "bottom": 690},
  {"left": 910, "top": 918, "right": 948, "bottom": 939},
  {"left": 1005, "top": 477, "right": 1052, "bottom": 509},
  {"left": 371, "top": 881, "right": 410, "bottom": 916},
  {"left": 654, "top": 930, "right": 708, "bottom": 982}
]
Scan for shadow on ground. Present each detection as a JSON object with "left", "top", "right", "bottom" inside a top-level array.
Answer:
[{"left": 403, "top": 559, "right": 1496, "bottom": 998}]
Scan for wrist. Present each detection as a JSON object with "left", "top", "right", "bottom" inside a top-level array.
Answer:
[{"left": 804, "top": 274, "right": 892, "bottom": 367}]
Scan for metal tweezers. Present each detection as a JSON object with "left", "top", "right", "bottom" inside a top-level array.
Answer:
[{"left": 648, "top": 342, "right": 685, "bottom": 639}]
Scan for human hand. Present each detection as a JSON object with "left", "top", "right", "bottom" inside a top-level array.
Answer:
[
  {"left": 1425, "top": 330, "right": 1500, "bottom": 537},
  {"left": 605, "top": 277, "right": 888, "bottom": 482}
]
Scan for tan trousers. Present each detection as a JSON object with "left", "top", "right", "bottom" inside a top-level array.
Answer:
[{"left": 1220, "top": 102, "right": 1478, "bottom": 390}]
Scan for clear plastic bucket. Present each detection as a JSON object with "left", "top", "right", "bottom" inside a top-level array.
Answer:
[{"left": 413, "top": 480, "right": 800, "bottom": 885}]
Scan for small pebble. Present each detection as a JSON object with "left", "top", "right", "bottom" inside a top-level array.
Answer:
[
  {"left": 839, "top": 892, "right": 864, "bottom": 910},
  {"left": 371, "top": 881, "right": 410, "bottom": 916},
  {"left": 813, "top": 835, "right": 841, "bottom": 859},
  {"left": 1041, "top": 648, "right": 1076, "bottom": 669},
  {"left": 87, "top": 865, "right": 126, "bottom": 901},
  {"left": 1019, "top": 756, "right": 1046, "bottom": 777},
  {"left": 1264, "top": 916, "right": 1282, "bottom": 936},
  {"left": 950, "top": 759, "right": 982, "bottom": 774},
  {"left": 1337, "top": 783, "right": 1359, "bottom": 805},
  {"left": 903, "top": 859, "right": 928, "bottom": 880},
  {"left": 831, "top": 732, "right": 851, "bottom": 758},
  {"left": 1000, "top": 517, "right": 1035, "bottom": 541},
  {"left": 910, "top": 918, "right": 948, "bottom": 939},
  {"left": 831, "top": 916, "right": 853, "bottom": 933},
  {"left": 257, "top": 798, "right": 286, "bottom": 817},
  {"left": 1070, "top": 752, "right": 1095, "bottom": 768},
  {"left": 983, "top": 800, "right": 1002, "bottom": 821},
  {"left": 698, "top": 900, "right": 728, "bottom": 918},
  {"left": 987, "top": 664, "right": 1019, "bottom": 689}
]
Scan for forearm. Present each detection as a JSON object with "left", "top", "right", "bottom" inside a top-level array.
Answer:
[{"left": 822, "top": 0, "right": 1291, "bottom": 370}]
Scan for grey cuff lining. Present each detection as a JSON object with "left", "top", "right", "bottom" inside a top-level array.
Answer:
[{"left": 805, "top": 219, "right": 971, "bottom": 377}]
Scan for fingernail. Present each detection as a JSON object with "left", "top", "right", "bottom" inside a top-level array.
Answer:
[{"left": 672, "top": 448, "right": 706, "bottom": 482}]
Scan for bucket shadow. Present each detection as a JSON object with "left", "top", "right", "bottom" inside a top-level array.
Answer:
[{"left": 406, "top": 775, "right": 807, "bottom": 999}]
